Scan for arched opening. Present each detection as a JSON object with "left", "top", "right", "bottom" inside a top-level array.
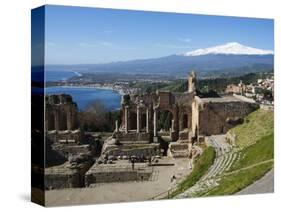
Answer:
[
  {"left": 129, "top": 112, "right": 137, "bottom": 130},
  {"left": 47, "top": 112, "right": 55, "bottom": 130},
  {"left": 141, "top": 113, "right": 146, "bottom": 131},
  {"left": 157, "top": 110, "right": 173, "bottom": 132},
  {"left": 183, "top": 114, "right": 188, "bottom": 129},
  {"left": 60, "top": 112, "right": 67, "bottom": 130}
]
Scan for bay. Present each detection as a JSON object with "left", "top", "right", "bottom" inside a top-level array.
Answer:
[{"left": 45, "top": 86, "right": 121, "bottom": 111}]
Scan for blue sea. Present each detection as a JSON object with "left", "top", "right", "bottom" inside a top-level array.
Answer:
[
  {"left": 46, "top": 86, "right": 121, "bottom": 111},
  {"left": 45, "top": 71, "right": 121, "bottom": 111}
]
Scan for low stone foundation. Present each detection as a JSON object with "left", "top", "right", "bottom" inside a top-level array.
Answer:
[
  {"left": 114, "top": 131, "right": 151, "bottom": 143},
  {"left": 85, "top": 163, "right": 153, "bottom": 185},
  {"left": 45, "top": 161, "right": 93, "bottom": 190},
  {"left": 45, "top": 165, "right": 80, "bottom": 189},
  {"left": 102, "top": 142, "right": 160, "bottom": 158},
  {"left": 168, "top": 142, "right": 191, "bottom": 158},
  {"left": 178, "top": 129, "right": 191, "bottom": 141},
  {"left": 47, "top": 130, "right": 83, "bottom": 145}
]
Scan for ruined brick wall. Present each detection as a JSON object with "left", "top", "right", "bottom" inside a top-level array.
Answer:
[
  {"left": 197, "top": 101, "right": 258, "bottom": 136},
  {"left": 45, "top": 94, "right": 78, "bottom": 131},
  {"left": 157, "top": 91, "right": 175, "bottom": 107}
]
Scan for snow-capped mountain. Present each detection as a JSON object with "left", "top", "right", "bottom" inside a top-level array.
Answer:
[
  {"left": 47, "top": 42, "right": 274, "bottom": 77},
  {"left": 182, "top": 42, "right": 274, "bottom": 56}
]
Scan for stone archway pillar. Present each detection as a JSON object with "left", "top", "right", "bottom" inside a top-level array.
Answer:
[
  {"left": 153, "top": 108, "right": 157, "bottom": 137},
  {"left": 115, "top": 120, "right": 119, "bottom": 132},
  {"left": 125, "top": 106, "right": 129, "bottom": 133},
  {"left": 146, "top": 108, "right": 149, "bottom": 133},
  {"left": 137, "top": 106, "right": 140, "bottom": 133},
  {"left": 171, "top": 119, "right": 175, "bottom": 132}
]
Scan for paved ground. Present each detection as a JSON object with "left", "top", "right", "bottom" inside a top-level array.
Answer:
[
  {"left": 236, "top": 169, "right": 274, "bottom": 195},
  {"left": 45, "top": 157, "right": 191, "bottom": 206}
]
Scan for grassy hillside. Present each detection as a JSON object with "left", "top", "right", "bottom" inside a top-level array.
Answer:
[
  {"left": 205, "top": 109, "right": 274, "bottom": 196},
  {"left": 230, "top": 133, "right": 274, "bottom": 171},
  {"left": 160, "top": 71, "right": 273, "bottom": 93},
  {"left": 206, "top": 162, "right": 273, "bottom": 196},
  {"left": 229, "top": 109, "right": 274, "bottom": 149}
]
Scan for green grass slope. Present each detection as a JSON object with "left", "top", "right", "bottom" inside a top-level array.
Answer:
[
  {"left": 229, "top": 109, "right": 274, "bottom": 149},
  {"left": 230, "top": 133, "right": 274, "bottom": 171},
  {"left": 206, "top": 162, "right": 273, "bottom": 196}
]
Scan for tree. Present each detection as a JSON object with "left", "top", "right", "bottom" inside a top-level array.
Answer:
[{"left": 78, "top": 100, "right": 121, "bottom": 132}]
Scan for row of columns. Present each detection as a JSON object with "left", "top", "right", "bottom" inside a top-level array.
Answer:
[
  {"left": 120, "top": 106, "right": 175, "bottom": 137},
  {"left": 120, "top": 106, "right": 178, "bottom": 143},
  {"left": 47, "top": 109, "right": 76, "bottom": 131},
  {"left": 123, "top": 106, "right": 151, "bottom": 134},
  {"left": 122, "top": 106, "right": 175, "bottom": 136}
]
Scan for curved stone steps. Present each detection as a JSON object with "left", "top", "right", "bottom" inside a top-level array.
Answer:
[{"left": 176, "top": 135, "right": 241, "bottom": 198}]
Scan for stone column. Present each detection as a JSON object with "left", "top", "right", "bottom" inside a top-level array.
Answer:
[
  {"left": 146, "top": 108, "right": 149, "bottom": 133},
  {"left": 115, "top": 120, "right": 119, "bottom": 132},
  {"left": 125, "top": 106, "right": 128, "bottom": 133},
  {"left": 137, "top": 106, "right": 140, "bottom": 133},
  {"left": 66, "top": 110, "right": 73, "bottom": 130},
  {"left": 171, "top": 119, "right": 175, "bottom": 132},
  {"left": 153, "top": 108, "right": 157, "bottom": 137}
]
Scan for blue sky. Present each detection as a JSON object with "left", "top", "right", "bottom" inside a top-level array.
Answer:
[{"left": 43, "top": 5, "right": 274, "bottom": 65}]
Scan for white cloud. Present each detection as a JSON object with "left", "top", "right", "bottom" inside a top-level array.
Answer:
[{"left": 177, "top": 37, "right": 192, "bottom": 43}]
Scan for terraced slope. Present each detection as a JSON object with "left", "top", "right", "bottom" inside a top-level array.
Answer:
[
  {"left": 176, "top": 135, "right": 236, "bottom": 198},
  {"left": 175, "top": 109, "right": 274, "bottom": 198},
  {"left": 205, "top": 133, "right": 273, "bottom": 196}
]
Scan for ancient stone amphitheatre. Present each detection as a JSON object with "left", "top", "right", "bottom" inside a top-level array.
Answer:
[{"left": 42, "top": 71, "right": 273, "bottom": 206}]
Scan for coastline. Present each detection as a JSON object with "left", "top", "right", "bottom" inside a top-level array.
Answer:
[{"left": 46, "top": 84, "right": 125, "bottom": 96}]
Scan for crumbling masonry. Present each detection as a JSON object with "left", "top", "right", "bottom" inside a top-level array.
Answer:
[{"left": 114, "top": 71, "right": 258, "bottom": 145}]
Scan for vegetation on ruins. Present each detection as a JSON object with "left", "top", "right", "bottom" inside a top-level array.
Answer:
[
  {"left": 78, "top": 101, "right": 121, "bottom": 132},
  {"left": 78, "top": 100, "right": 175, "bottom": 133},
  {"left": 158, "top": 111, "right": 173, "bottom": 131},
  {"left": 169, "top": 146, "right": 216, "bottom": 198}
]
